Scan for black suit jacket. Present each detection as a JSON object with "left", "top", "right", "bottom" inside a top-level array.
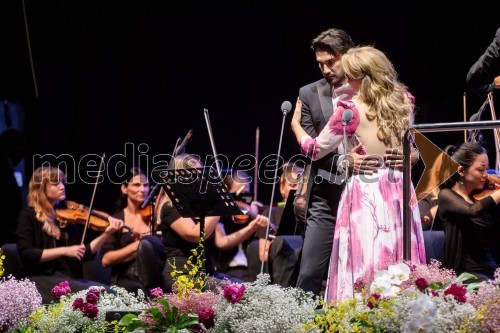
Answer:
[
  {"left": 467, "top": 27, "right": 500, "bottom": 96},
  {"left": 298, "top": 78, "right": 343, "bottom": 207}
]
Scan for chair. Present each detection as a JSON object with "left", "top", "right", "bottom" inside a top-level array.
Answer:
[
  {"left": 0, "top": 243, "right": 111, "bottom": 285},
  {"left": 422, "top": 230, "right": 445, "bottom": 264},
  {"left": 1, "top": 243, "right": 26, "bottom": 278}
]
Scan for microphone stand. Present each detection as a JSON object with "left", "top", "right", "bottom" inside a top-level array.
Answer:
[
  {"left": 260, "top": 101, "right": 291, "bottom": 275},
  {"left": 342, "top": 116, "right": 355, "bottom": 299}
]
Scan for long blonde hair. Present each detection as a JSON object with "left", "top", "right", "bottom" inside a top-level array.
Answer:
[
  {"left": 155, "top": 154, "right": 203, "bottom": 223},
  {"left": 28, "top": 166, "right": 66, "bottom": 239},
  {"left": 342, "top": 46, "right": 413, "bottom": 145}
]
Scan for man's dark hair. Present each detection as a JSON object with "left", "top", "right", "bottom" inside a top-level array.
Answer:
[{"left": 311, "top": 28, "right": 354, "bottom": 55}]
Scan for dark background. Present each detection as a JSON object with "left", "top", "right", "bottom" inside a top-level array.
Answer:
[{"left": 1, "top": 0, "right": 499, "bottom": 212}]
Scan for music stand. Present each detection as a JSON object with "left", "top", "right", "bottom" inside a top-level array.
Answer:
[{"left": 156, "top": 167, "right": 244, "bottom": 269}]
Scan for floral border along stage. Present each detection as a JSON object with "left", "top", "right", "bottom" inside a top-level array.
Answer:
[{"left": 1, "top": 241, "right": 500, "bottom": 332}]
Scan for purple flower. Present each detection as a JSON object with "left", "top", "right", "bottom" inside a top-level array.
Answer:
[
  {"left": 444, "top": 283, "right": 467, "bottom": 303},
  {"left": 85, "top": 289, "right": 100, "bottom": 304},
  {"left": 223, "top": 284, "right": 246, "bottom": 304},
  {"left": 415, "top": 278, "right": 429, "bottom": 291},
  {"left": 72, "top": 297, "right": 84, "bottom": 310},
  {"left": 51, "top": 281, "right": 72, "bottom": 299},
  {"left": 150, "top": 287, "right": 164, "bottom": 299},
  {"left": 0, "top": 276, "right": 42, "bottom": 331},
  {"left": 198, "top": 307, "right": 215, "bottom": 329},
  {"left": 353, "top": 277, "right": 365, "bottom": 292},
  {"left": 81, "top": 302, "right": 99, "bottom": 318}
]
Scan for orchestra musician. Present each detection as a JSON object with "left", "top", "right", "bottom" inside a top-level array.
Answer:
[
  {"left": 16, "top": 166, "right": 123, "bottom": 303},
  {"left": 100, "top": 167, "right": 167, "bottom": 294}
]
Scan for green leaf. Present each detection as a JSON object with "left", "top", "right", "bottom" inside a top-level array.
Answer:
[
  {"left": 428, "top": 282, "right": 444, "bottom": 290},
  {"left": 455, "top": 272, "right": 477, "bottom": 284},
  {"left": 118, "top": 313, "right": 138, "bottom": 326},
  {"left": 147, "top": 307, "right": 166, "bottom": 324},
  {"left": 119, "top": 315, "right": 142, "bottom": 333},
  {"left": 465, "top": 282, "right": 482, "bottom": 292}
]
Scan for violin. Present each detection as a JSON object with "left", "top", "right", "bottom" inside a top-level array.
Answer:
[
  {"left": 233, "top": 201, "right": 278, "bottom": 233},
  {"left": 233, "top": 201, "right": 257, "bottom": 224},
  {"left": 139, "top": 202, "right": 153, "bottom": 219},
  {"left": 56, "top": 200, "right": 110, "bottom": 232},
  {"left": 473, "top": 174, "right": 500, "bottom": 200},
  {"left": 55, "top": 200, "right": 144, "bottom": 240}
]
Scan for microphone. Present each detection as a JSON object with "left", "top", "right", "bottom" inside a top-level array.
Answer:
[
  {"left": 342, "top": 109, "right": 353, "bottom": 126},
  {"left": 174, "top": 129, "right": 193, "bottom": 156},
  {"left": 281, "top": 100, "right": 292, "bottom": 115}
]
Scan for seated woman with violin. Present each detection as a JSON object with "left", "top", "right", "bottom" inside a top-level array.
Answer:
[
  {"left": 100, "top": 167, "right": 166, "bottom": 294},
  {"left": 438, "top": 142, "right": 500, "bottom": 282},
  {"left": 246, "top": 162, "right": 306, "bottom": 285},
  {"left": 157, "top": 154, "right": 269, "bottom": 291},
  {"left": 16, "top": 166, "right": 123, "bottom": 303}
]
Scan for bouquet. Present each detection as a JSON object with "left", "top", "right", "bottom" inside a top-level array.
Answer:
[
  {"left": 0, "top": 275, "right": 42, "bottom": 332},
  {"left": 307, "top": 262, "right": 481, "bottom": 332},
  {"left": 29, "top": 282, "right": 144, "bottom": 333}
]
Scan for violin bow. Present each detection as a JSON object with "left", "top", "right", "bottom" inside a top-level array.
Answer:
[
  {"left": 254, "top": 126, "right": 260, "bottom": 200},
  {"left": 80, "top": 153, "right": 106, "bottom": 245},
  {"left": 203, "top": 108, "right": 223, "bottom": 177},
  {"left": 487, "top": 92, "right": 500, "bottom": 170}
]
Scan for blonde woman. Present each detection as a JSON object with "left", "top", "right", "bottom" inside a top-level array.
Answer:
[
  {"left": 16, "top": 166, "right": 123, "bottom": 303},
  {"left": 291, "top": 46, "right": 426, "bottom": 303},
  {"left": 157, "top": 154, "right": 268, "bottom": 290}
]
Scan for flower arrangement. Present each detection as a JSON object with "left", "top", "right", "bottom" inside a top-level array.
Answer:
[
  {"left": 28, "top": 284, "right": 145, "bottom": 333},
  {"left": 210, "top": 274, "right": 318, "bottom": 332},
  {"left": 468, "top": 269, "right": 500, "bottom": 332},
  {"left": 0, "top": 275, "right": 42, "bottom": 332},
  {"left": 306, "top": 262, "right": 485, "bottom": 332}
]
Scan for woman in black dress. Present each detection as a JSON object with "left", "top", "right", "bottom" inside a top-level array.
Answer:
[
  {"left": 16, "top": 166, "right": 123, "bottom": 303},
  {"left": 438, "top": 142, "right": 500, "bottom": 281}
]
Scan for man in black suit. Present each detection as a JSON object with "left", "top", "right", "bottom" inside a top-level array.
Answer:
[{"left": 467, "top": 27, "right": 500, "bottom": 96}]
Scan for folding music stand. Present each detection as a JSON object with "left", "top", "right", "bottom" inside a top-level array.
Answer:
[{"left": 156, "top": 167, "right": 244, "bottom": 269}]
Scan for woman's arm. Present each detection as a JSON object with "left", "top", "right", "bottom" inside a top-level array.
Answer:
[
  {"left": 101, "top": 241, "right": 139, "bottom": 267},
  {"left": 439, "top": 188, "right": 499, "bottom": 218},
  {"left": 89, "top": 217, "right": 124, "bottom": 254},
  {"left": 214, "top": 215, "right": 268, "bottom": 250},
  {"left": 169, "top": 215, "right": 221, "bottom": 243},
  {"left": 291, "top": 99, "right": 346, "bottom": 161}
]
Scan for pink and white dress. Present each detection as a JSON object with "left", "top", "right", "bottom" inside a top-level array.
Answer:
[{"left": 300, "top": 99, "right": 426, "bottom": 304}]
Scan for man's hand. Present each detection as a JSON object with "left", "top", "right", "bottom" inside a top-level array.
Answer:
[
  {"left": 346, "top": 143, "right": 381, "bottom": 175},
  {"left": 384, "top": 147, "right": 419, "bottom": 170},
  {"left": 291, "top": 98, "right": 302, "bottom": 131}
]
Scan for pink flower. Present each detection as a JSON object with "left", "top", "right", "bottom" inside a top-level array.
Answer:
[
  {"left": 72, "top": 297, "right": 84, "bottom": 310},
  {"left": 81, "top": 302, "right": 99, "bottom": 318},
  {"left": 51, "top": 281, "right": 71, "bottom": 299},
  {"left": 415, "top": 278, "right": 429, "bottom": 291},
  {"left": 150, "top": 287, "right": 164, "bottom": 299},
  {"left": 198, "top": 307, "right": 215, "bottom": 329},
  {"left": 444, "top": 283, "right": 467, "bottom": 303},
  {"left": 223, "top": 284, "right": 246, "bottom": 304},
  {"left": 431, "top": 290, "right": 439, "bottom": 297},
  {"left": 85, "top": 289, "right": 100, "bottom": 304}
]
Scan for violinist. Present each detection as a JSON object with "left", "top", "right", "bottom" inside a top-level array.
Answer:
[
  {"left": 157, "top": 154, "right": 268, "bottom": 290},
  {"left": 16, "top": 166, "right": 123, "bottom": 303},
  {"left": 100, "top": 167, "right": 166, "bottom": 294},
  {"left": 438, "top": 142, "right": 500, "bottom": 282},
  {"left": 247, "top": 162, "right": 305, "bottom": 285}
]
